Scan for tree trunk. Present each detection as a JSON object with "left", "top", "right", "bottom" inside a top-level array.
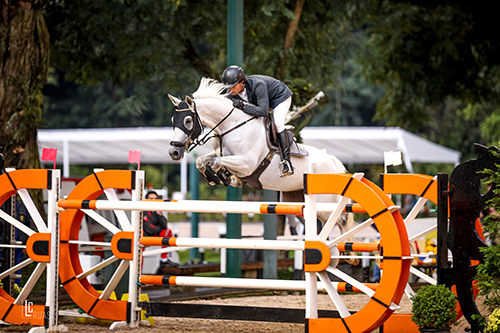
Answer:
[
  {"left": 275, "top": 0, "right": 305, "bottom": 78},
  {"left": 0, "top": 0, "right": 49, "bottom": 170}
]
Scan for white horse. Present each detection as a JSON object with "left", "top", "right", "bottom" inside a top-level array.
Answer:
[{"left": 168, "top": 78, "right": 346, "bottom": 223}]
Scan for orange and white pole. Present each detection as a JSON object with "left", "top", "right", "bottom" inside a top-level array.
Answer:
[{"left": 58, "top": 199, "right": 366, "bottom": 215}]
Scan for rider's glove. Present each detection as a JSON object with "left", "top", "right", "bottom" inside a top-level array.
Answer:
[{"left": 233, "top": 99, "right": 245, "bottom": 110}]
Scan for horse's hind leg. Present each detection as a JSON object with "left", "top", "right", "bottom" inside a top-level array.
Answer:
[
  {"left": 281, "top": 190, "right": 322, "bottom": 234},
  {"left": 281, "top": 190, "right": 309, "bottom": 236}
]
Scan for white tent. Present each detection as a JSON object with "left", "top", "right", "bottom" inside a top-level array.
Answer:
[
  {"left": 38, "top": 126, "right": 461, "bottom": 178},
  {"left": 299, "top": 127, "right": 461, "bottom": 172}
]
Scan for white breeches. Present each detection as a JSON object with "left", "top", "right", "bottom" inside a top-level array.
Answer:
[{"left": 273, "top": 96, "right": 291, "bottom": 133}]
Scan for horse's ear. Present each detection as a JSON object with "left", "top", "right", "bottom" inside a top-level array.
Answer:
[
  {"left": 168, "top": 94, "right": 181, "bottom": 106},
  {"left": 185, "top": 96, "right": 195, "bottom": 109}
]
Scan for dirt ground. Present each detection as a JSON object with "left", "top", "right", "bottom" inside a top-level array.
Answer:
[{"left": 1, "top": 293, "right": 486, "bottom": 332}]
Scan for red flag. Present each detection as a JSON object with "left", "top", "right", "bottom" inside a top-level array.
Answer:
[
  {"left": 128, "top": 150, "right": 141, "bottom": 170},
  {"left": 41, "top": 148, "right": 57, "bottom": 161},
  {"left": 41, "top": 148, "right": 57, "bottom": 169}
]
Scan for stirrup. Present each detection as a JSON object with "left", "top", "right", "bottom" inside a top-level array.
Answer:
[{"left": 279, "top": 160, "right": 294, "bottom": 177}]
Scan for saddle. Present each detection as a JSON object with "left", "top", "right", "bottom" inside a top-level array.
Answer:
[
  {"left": 239, "top": 116, "right": 308, "bottom": 190},
  {"left": 264, "top": 116, "right": 308, "bottom": 157}
]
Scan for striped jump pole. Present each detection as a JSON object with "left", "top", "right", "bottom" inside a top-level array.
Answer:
[
  {"left": 139, "top": 275, "right": 379, "bottom": 293},
  {"left": 140, "top": 236, "right": 380, "bottom": 254},
  {"left": 58, "top": 199, "right": 368, "bottom": 215}
]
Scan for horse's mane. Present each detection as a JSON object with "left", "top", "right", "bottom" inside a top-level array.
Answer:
[{"left": 192, "top": 77, "right": 229, "bottom": 100}]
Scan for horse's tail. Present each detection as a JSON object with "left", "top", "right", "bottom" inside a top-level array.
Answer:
[{"left": 330, "top": 154, "right": 347, "bottom": 174}]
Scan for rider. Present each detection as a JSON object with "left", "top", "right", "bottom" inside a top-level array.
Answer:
[{"left": 222, "top": 65, "right": 294, "bottom": 177}]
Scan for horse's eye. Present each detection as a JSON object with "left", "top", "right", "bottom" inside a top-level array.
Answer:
[{"left": 184, "top": 116, "right": 194, "bottom": 130}]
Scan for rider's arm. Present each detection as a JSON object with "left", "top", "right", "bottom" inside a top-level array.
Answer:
[{"left": 241, "top": 82, "right": 270, "bottom": 117}]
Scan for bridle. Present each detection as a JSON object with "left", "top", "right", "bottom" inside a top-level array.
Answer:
[
  {"left": 169, "top": 101, "right": 204, "bottom": 151},
  {"left": 170, "top": 99, "right": 258, "bottom": 153}
]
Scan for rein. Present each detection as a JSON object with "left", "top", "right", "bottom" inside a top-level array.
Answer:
[
  {"left": 187, "top": 106, "right": 234, "bottom": 152},
  {"left": 219, "top": 115, "right": 258, "bottom": 138},
  {"left": 187, "top": 106, "right": 258, "bottom": 153}
]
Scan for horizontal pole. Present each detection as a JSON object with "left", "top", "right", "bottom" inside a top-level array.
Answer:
[
  {"left": 140, "top": 275, "right": 322, "bottom": 290},
  {"left": 140, "top": 275, "right": 321, "bottom": 290},
  {"left": 69, "top": 240, "right": 110, "bottom": 247},
  {"left": 0, "top": 244, "right": 26, "bottom": 249},
  {"left": 139, "top": 275, "right": 378, "bottom": 293},
  {"left": 337, "top": 242, "right": 380, "bottom": 253},
  {"left": 58, "top": 199, "right": 302, "bottom": 214},
  {"left": 58, "top": 199, "right": 368, "bottom": 215},
  {"left": 140, "top": 236, "right": 304, "bottom": 251}
]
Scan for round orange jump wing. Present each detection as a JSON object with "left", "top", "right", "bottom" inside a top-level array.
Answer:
[{"left": 59, "top": 170, "right": 137, "bottom": 321}]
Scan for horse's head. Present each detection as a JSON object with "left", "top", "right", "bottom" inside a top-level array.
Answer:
[{"left": 168, "top": 95, "right": 203, "bottom": 161}]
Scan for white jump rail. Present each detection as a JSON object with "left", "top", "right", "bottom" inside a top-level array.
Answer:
[{"left": 57, "top": 199, "right": 370, "bottom": 215}]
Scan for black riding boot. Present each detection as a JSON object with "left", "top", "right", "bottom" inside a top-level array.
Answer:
[{"left": 277, "top": 130, "right": 294, "bottom": 177}]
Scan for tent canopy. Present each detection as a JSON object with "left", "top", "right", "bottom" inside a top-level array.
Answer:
[
  {"left": 299, "top": 127, "right": 461, "bottom": 172},
  {"left": 38, "top": 126, "right": 461, "bottom": 176}
]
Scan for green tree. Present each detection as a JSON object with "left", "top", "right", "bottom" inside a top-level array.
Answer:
[
  {"left": 352, "top": 1, "right": 500, "bottom": 151},
  {"left": 17, "top": 0, "right": 496, "bottom": 170},
  {"left": 42, "top": 0, "right": 368, "bottom": 131},
  {"left": 477, "top": 161, "right": 500, "bottom": 311},
  {"left": 1, "top": 1, "right": 49, "bottom": 169}
]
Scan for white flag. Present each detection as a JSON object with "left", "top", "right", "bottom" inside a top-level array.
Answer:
[{"left": 384, "top": 151, "right": 402, "bottom": 167}]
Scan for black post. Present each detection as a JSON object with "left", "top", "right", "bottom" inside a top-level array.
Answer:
[
  {"left": 436, "top": 173, "right": 450, "bottom": 285},
  {"left": 1, "top": 196, "right": 15, "bottom": 294}
]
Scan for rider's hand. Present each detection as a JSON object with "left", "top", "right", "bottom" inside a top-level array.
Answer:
[{"left": 233, "top": 99, "right": 245, "bottom": 110}]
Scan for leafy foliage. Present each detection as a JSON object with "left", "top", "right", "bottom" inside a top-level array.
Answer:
[
  {"left": 411, "top": 284, "right": 458, "bottom": 329},
  {"left": 42, "top": 69, "right": 175, "bottom": 128},
  {"left": 486, "top": 308, "right": 500, "bottom": 333},
  {"left": 45, "top": 0, "right": 225, "bottom": 86},
  {"left": 42, "top": 1, "right": 500, "bottom": 158},
  {"left": 309, "top": 61, "right": 384, "bottom": 127},
  {"left": 43, "top": 0, "right": 373, "bottom": 131},
  {"left": 351, "top": 1, "right": 500, "bottom": 148},
  {"left": 43, "top": 0, "right": 227, "bottom": 130},
  {"left": 476, "top": 153, "right": 500, "bottom": 310},
  {"left": 37, "top": 0, "right": 500, "bottom": 167}
]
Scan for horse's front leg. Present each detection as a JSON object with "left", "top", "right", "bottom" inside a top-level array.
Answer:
[
  {"left": 198, "top": 154, "right": 254, "bottom": 188},
  {"left": 195, "top": 152, "right": 227, "bottom": 186},
  {"left": 218, "top": 155, "right": 256, "bottom": 177},
  {"left": 217, "top": 155, "right": 256, "bottom": 188},
  {"left": 195, "top": 151, "right": 219, "bottom": 175},
  {"left": 197, "top": 154, "right": 252, "bottom": 174}
]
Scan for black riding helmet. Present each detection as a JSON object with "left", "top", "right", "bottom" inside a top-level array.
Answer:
[{"left": 222, "top": 65, "right": 246, "bottom": 87}]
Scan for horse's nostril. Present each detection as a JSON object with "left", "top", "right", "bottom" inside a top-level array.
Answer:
[{"left": 173, "top": 151, "right": 179, "bottom": 158}]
